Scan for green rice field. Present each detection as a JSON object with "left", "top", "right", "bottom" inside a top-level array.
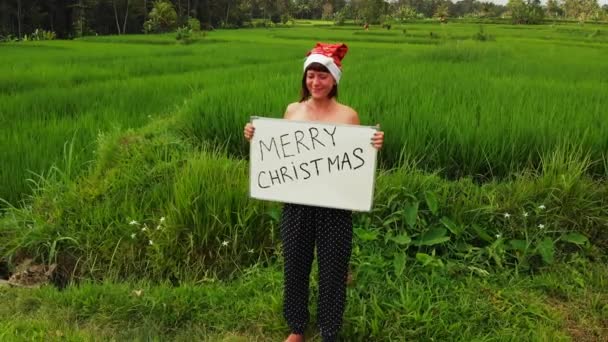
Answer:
[
  {"left": 1, "top": 22, "right": 607, "bottom": 340},
  {"left": 1, "top": 23, "right": 607, "bottom": 206}
]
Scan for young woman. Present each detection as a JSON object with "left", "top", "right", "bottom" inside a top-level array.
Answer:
[{"left": 244, "top": 43, "right": 384, "bottom": 342}]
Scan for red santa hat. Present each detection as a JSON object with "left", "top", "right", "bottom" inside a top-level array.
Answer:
[{"left": 303, "top": 43, "right": 348, "bottom": 84}]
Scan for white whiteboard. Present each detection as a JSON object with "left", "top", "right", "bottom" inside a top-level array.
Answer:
[{"left": 249, "top": 116, "right": 377, "bottom": 212}]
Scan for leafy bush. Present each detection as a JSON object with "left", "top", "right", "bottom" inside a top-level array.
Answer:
[
  {"left": 187, "top": 17, "right": 201, "bottom": 32},
  {"left": 334, "top": 10, "right": 346, "bottom": 26},
  {"left": 508, "top": 0, "right": 544, "bottom": 24},
  {"left": 175, "top": 26, "right": 192, "bottom": 44},
  {"left": 0, "top": 34, "right": 18, "bottom": 42},
  {"left": 280, "top": 14, "right": 291, "bottom": 25},
  {"left": 252, "top": 20, "right": 275, "bottom": 28},
  {"left": 72, "top": 16, "right": 95, "bottom": 37},
  {"left": 220, "top": 21, "right": 240, "bottom": 29},
  {"left": 30, "top": 29, "right": 56, "bottom": 41},
  {"left": 143, "top": 0, "right": 177, "bottom": 33},
  {"left": 395, "top": 6, "right": 420, "bottom": 22},
  {"left": 381, "top": 15, "right": 395, "bottom": 29},
  {"left": 472, "top": 25, "right": 495, "bottom": 41},
  {"left": 270, "top": 13, "right": 281, "bottom": 24},
  {"left": 255, "top": 20, "right": 269, "bottom": 28}
]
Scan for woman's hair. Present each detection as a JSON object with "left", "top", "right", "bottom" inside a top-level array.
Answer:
[{"left": 299, "top": 62, "right": 338, "bottom": 102}]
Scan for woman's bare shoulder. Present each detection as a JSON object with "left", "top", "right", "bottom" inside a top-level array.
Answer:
[
  {"left": 284, "top": 102, "right": 302, "bottom": 119},
  {"left": 338, "top": 103, "right": 360, "bottom": 125}
]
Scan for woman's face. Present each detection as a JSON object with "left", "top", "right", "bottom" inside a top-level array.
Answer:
[{"left": 306, "top": 69, "right": 335, "bottom": 99}]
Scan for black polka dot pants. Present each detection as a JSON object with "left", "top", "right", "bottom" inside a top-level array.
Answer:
[{"left": 280, "top": 203, "right": 353, "bottom": 342}]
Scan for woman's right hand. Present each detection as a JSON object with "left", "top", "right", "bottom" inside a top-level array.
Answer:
[{"left": 244, "top": 123, "right": 255, "bottom": 142}]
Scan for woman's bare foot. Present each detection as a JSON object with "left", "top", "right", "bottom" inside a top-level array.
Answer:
[{"left": 284, "top": 333, "right": 304, "bottom": 342}]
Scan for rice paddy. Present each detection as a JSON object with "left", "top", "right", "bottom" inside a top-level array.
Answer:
[{"left": 1, "top": 22, "right": 607, "bottom": 205}]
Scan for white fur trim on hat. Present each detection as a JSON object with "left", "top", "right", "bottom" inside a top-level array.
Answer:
[{"left": 303, "top": 54, "right": 342, "bottom": 84}]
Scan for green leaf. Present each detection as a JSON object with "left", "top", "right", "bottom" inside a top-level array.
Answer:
[
  {"left": 415, "top": 252, "right": 434, "bottom": 266},
  {"left": 537, "top": 237, "right": 555, "bottom": 264},
  {"left": 415, "top": 252, "right": 444, "bottom": 268},
  {"left": 509, "top": 239, "right": 528, "bottom": 252},
  {"left": 455, "top": 241, "right": 472, "bottom": 252},
  {"left": 424, "top": 191, "right": 439, "bottom": 216},
  {"left": 561, "top": 233, "right": 588, "bottom": 245},
  {"left": 382, "top": 215, "right": 401, "bottom": 227},
  {"left": 390, "top": 234, "right": 412, "bottom": 245},
  {"left": 386, "top": 193, "right": 399, "bottom": 207},
  {"left": 403, "top": 201, "right": 419, "bottom": 228},
  {"left": 467, "top": 266, "right": 489, "bottom": 277},
  {"left": 487, "top": 239, "right": 505, "bottom": 269},
  {"left": 354, "top": 228, "right": 378, "bottom": 242},
  {"left": 414, "top": 227, "right": 450, "bottom": 246},
  {"left": 267, "top": 207, "right": 281, "bottom": 222},
  {"left": 393, "top": 253, "right": 406, "bottom": 277},
  {"left": 440, "top": 217, "right": 461, "bottom": 236},
  {"left": 471, "top": 224, "right": 493, "bottom": 243}
]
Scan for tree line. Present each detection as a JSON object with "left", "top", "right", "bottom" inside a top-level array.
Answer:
[{"left": 1, "top": 0, "right": 607, "bottom": 39}]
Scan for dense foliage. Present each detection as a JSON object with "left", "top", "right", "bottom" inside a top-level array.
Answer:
[{"left": 2, "top": 0, "right": 607, "bottom": 39}]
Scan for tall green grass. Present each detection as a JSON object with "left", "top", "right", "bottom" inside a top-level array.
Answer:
[
  {"left": 1, "top": 117, "right": 605, "bottom": 283},
  {"left": 178, "top": 26, "right": 608, "bottom": 179},
  {"left": 0, "top": 39, "right": 299, "bottom": 205},
  {"left": 2, "top": 24, "right": 607, "bottom": 206},
  {"left": 1, "top": 23, "right": 607, "bottom": 282}
]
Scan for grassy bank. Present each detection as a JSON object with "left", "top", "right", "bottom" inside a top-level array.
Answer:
[
  {"left": 1, "top": 118, "right": 606, "bottom": 283},
  {"left": 1, "top": 260, "right": 606, "bottom": 341}
]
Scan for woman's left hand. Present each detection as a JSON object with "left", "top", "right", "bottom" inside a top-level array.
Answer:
[{"left": 371, "top": 128, "right": 384, "bottom": 150}]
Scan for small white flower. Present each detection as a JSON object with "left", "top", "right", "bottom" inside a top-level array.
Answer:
[
  {"left": 538, "top": 205, "right": 546, "bottom": 210},
  {"left": 156, "top": 225, "right": 162, "bottom": 230},
  {"left": 160, "top": 217, "right": 165, "bottom": 223},
  {"left": 248, "top": 249, "right": 254, "bottom": 254},
  {"left": 538, "top": 224, "right": 545, "bottom": 229},
  {"left": 129, "top": 220, "right": 139, "bottom": 225},
  {"left": 496, "top": 233, "right": 502, "bottom": 238},
  {"left": 130, "top": 233, "right": 136, "bottom": 239},
  {"left": 504, "top": 213, "right": 511, "bottom": 218},
  {"left": 141, "top": 227, "right": 148, "bottom": 232},
  {"left": 222, "top": 240, "right": 229, "bottom": 247},
  {"left": 149, "top": 240, "right": 153, "bottom": 245},
  {"left": 523, "top": 212, "right": 529, "bottom": 217}
]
